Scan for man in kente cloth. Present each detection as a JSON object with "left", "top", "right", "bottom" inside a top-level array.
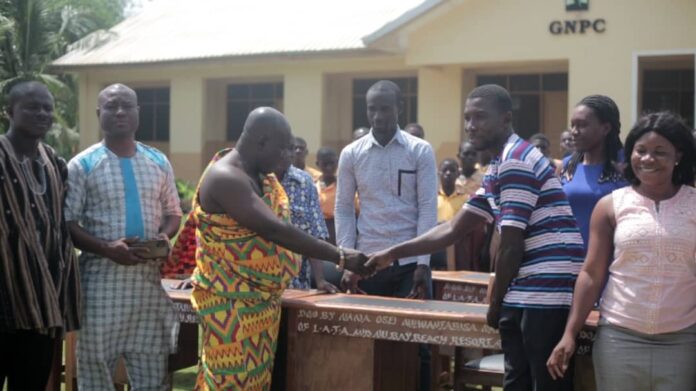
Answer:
[{"left": 177, "top": 107, "right": 371, "bottom": 390}]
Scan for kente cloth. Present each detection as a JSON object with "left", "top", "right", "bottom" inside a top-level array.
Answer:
[{"left": 188, "top": 149, "right": 300, "bottom": 390}]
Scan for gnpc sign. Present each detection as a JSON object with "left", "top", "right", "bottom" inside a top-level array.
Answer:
[{"left": 550, "top": 0, "right": 606, "bottom": 35}]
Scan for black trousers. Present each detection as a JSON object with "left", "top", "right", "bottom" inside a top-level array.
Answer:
[
  {"left": 359, "top": 262, "right": 433, "bottom": 391},
  {"left": 499, "top": 307, "right": 574, "bottom": 391},
  {"left": 0, "top": 330, "right": 57, "bottom": 391}
]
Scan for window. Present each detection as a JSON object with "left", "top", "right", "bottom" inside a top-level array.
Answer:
[
  {"left": 352, "top": 77, "right": 418, "bottom": 132},
  {"left": 226, "top": 82, "right": 284, "bottom": 141},
  {"left": 476, "top": 73, "right": 568, "bottom": 140},
  {"left": 135, "top": 87, "right": 170, "bottom": 142},
  {"left": 642, "top": 69, "right": 694, "bottom": 127}
]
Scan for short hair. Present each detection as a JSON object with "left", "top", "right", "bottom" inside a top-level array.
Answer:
[
  {"left": 563, "top": 95, "right": 624, "bottom": 183},
  {"left": 316, "top": 146, "right": 338, "bottom": 160},
  {"left": 294, "top": 136, "right": 307, "bottom": 146},
  {"left": 529, "top": 133, "right": 550, "bottom": 144},
  {"left": 467, "top": 84, "right": 512, "bottom": 113},
  {"left": 405, "top": 122, "right": 424, "bottom": 137},
  {"left": 5, "top": 80, "right": 51, "bottom": 110},
  {"left": 366, "top": 80, "right": 402, "bottom": 105},
  {"left": 623, "top": 111, "right": 695, "bottom": 186},
  {"left": 439, "top": 158, "right": 459, "bottom": 169}
]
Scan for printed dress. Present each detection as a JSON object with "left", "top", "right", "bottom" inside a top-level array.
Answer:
[{"left": 187, "top": 149, "right": 300, "bottom": 390}]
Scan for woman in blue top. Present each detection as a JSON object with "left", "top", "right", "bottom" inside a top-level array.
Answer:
[{"left": 562, "top": 95, "right": 628, "bottom": 254}]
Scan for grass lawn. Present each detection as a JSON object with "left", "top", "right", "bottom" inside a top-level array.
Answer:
[{"left": 172, "top": 366, "right": 198, "bottom": 390}]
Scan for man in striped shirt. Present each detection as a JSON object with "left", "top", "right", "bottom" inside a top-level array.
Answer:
[{"left": 368, "top": 84, "right": 583, "bottom": 390}]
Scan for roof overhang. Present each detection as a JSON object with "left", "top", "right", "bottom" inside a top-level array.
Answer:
[
  {"left": 49, "top": 48, "right": 391, "bottom": 72},
  {"left": 362, "top": 0, "right": 455, "bottom": 53}
]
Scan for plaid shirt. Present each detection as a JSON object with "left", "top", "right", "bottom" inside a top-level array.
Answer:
[
  {"left": 280, "top": 165, "right": 328, "bottom": 289},
  {"left": 65, "top": 142, "right": 182, "bottom": 357}
]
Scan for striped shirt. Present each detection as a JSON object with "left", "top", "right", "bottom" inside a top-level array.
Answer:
[
  {"left": 464, "top": 133, "right": 583, "bottom": 308},
  {"left": 0, "top": 137, "right": 80, "bottom": 336}
]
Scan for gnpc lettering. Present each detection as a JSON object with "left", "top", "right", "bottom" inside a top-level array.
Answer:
[{"left": 549, "top": 19, "right": 606, "bottom": 35}]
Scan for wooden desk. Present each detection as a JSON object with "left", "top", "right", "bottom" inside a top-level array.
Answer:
[
  {"left": 159, "top": 281, "right": 324, "bottom": 320},
  {"left": 430, "top": 273, "right": 599, "bottom": 357},
  {"left": 431, "top": 273, "right": 600, "bottom": 391},
  {"left": 283, "top": 294, "right": 501, "bottom": 391},
  {"left": 432, "top": 270, "right": 493, "bottom": 304}
]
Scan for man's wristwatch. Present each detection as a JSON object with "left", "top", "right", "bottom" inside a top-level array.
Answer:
[{"left": 336, "top": 246, "right": 346, "bottom": 272}]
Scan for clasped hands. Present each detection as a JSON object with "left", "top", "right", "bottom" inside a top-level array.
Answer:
[
  {"left": 339, "top": 247, "right": 395, "bottom": 276},
  {"left": 104, "top": 233, "right": 171, "bottom": 266},
  {"left": 339, "top": 247, "right": 429, "bottom": 299}
]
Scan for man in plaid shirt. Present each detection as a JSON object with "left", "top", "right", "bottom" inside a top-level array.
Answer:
[{"left": 65, "top": 84, "right": 182, "bottom": 390}]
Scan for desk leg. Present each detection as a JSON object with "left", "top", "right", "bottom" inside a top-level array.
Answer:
[
  {"left": 65, "top": 332, "right": 77, "bottom": 391},
  {"left": 44, "top": 337, "right": 62, "bottom": 391}
]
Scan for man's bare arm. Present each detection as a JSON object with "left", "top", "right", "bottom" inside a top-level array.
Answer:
[
  {"left": 202, "top": 166, "right": 368, "bottom": 272},
  {"left": 159, "top": 215, "right": 182, "bottom": 239},
  {"left": 366, "top": 208, "right": 488, "bottom": 269},
  {"left": 489, "top": 226, "right": 525, "bottom": 307}
]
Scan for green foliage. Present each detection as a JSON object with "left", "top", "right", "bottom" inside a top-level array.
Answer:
[
  {"left": 176, "top": 179, "right": 196, "bottom": 213},
  {"left": 176, "top": 179, "right": 196, "bottom": 200},
  {"left": 0, "top": 0, "right": 127, "bottom": 158}
]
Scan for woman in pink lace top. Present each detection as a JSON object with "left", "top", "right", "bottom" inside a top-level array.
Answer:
[{"left": 547, "top": 111, "right": 696, "bottom": 391}]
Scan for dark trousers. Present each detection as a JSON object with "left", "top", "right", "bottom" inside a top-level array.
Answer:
[
  {"left": 499, "top": 307, "right": 574, "bottom": 391},
  {"left": 359, "top": 262, "right": 433, "bottom": 391},
  {"left": 0, "top": 330, "right": 57, "bottom": 391}
]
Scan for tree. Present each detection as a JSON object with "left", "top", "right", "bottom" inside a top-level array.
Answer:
[{"left": 0, "top": 0, "right": 127, "bottom": 157}]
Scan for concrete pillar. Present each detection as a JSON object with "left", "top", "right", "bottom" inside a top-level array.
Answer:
[
  {"left": 202, "top": 80, "right": 229, "bottom": 164},
  {"left": 322, "top": 74, "right": 353, "bottom": 150},
  {"left": 568, "top": 53, "right": 633, "bottom": 138},
  {"left": 169, "top": 76, "right": 205, "bottom": 182},
  {"left": 284, "top": 69, "right": 324, "bottom": 159},
  {"left": 77, "top": 73, "right": 102, "bottom": 149},
  {"left": 417, "top": 66, "right": 463, "bottom": 162}
]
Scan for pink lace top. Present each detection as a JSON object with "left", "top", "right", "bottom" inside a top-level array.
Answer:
[{"left": 601, "top": 186, "right": 696, "bottom": 334}]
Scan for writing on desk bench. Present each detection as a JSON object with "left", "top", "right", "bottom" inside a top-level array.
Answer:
[
  {"left": 440, "top": 282, "right": 488, "bottom": 303},
  {"left": 172, "top": 302, "right": 199, "bottom": 323},
  {"left": 295, "top": 308, "right": 501, "bottom": 349}
]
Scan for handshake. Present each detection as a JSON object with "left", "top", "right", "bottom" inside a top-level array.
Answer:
[
  {"left": 338, "top": 247, "right": 396, "bottom": 277},
  {"left": 335, "top": 247, "right": 429, "bottom": 299}
]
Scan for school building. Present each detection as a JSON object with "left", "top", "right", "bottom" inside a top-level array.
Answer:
[{"left": 53, "top": 0, "right": 696, "bottom": 182}]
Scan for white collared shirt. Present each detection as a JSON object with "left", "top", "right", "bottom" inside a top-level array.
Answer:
[{"left": 335, "top": 129, "right": 438, "bottom": 266}]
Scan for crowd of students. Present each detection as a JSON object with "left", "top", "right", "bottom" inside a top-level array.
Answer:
[{"left": 0, "top": 78, "right": 694, "bottom": 391}]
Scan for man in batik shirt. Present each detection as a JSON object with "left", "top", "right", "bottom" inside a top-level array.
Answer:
[{"left": 274, "top": 154, "right": 337, "bottom": 292}]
